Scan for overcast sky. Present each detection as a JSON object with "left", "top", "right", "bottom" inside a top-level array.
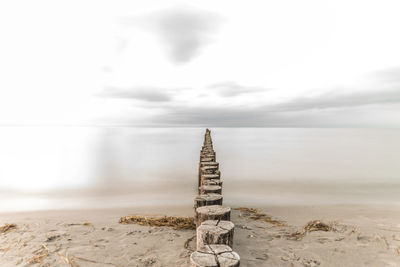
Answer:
[{"left": 1, "top": 0, "right": 400, "bottom": 127}]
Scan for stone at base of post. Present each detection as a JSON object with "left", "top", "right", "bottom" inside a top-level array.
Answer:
[
  {"left": 196, "top": 220, "right": 234, "bottom": 249},
  {"left": 190, "top": 244, "right": 240, "bottom": 267}
]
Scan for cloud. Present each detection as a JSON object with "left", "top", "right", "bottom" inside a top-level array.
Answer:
[
  {"left": 99, "top": 87, "right": 172, "bottom": 102},
  {"left": 208, "top": 81, "right": 270, "bottom": 97},
  {"left": 138, "top": 6, "right": 222, "bottom": 64},
  {"left": 96, "top": 68, "right": 400, "bottom": 127},
  {"left": 152, "top": 106, "right": 281, "bottom": 127},
  {"left": 148, "top": 88, "right": 400, "bottom": 127},
  {"left": 269, "top": 88, "right": 400, "bottom": 112},
  {"left": 371, "top": 67, "right": 400, "bottom": 84}
]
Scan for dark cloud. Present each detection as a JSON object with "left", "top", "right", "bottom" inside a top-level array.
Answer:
[
  {"left": 99, "top": 87, "right": 172, "bottom": 102},
  {"left": 145, "top": 6, "right": 222, "bottom": 64},
  {"left": 208, "top": 81, "right": 270, "bottom": 97},
  {"left": 149, "top": 88, "right": 400, "bottom": 127}
]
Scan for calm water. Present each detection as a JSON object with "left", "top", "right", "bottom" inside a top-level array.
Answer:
[{"left": 0, "top": 127, "right": 399, "bottom": 212}]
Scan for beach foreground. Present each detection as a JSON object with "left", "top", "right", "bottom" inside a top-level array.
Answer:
[{"left": 1, "top": 204, "right": 400, "bottom": 267}]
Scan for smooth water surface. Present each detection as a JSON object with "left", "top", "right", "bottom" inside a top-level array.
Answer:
[{"left": 1, "top": 127, "right": 399, "bottom": 212}]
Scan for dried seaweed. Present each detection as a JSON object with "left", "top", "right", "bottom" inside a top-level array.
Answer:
[
  {"left": 66, "top": 222, "right": 93, "bottom": 227},
  {"left": 288, "top": 220, "right": 335, "bottom": 240},
  {"left": 28, "top": 244, "right": 50, "bottom": 264},
  {"left": 233, "top": 207, "right": 287, "bottom": 226},
  {"left": 58, "top": 252, "right": 79, "bottom": 267},
  {"left": 119, "top": 215, "right": 196, "bottom": 230},
  {"left": 0, "top": 223, "right": 17, "bottom": 234}
]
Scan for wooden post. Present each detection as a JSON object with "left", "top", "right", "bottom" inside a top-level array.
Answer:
[
  {"left": 194, "top": 194, "right": 223, "bottom": 209},
  {"left": 190, "top": 245, "right": 240, "bottom": 267},
  {"left": 200, "top": 174, "right": 220, "bottom": 187},
  {"left": 199, "top": 185, "right": 222, "bottom": 195},
  {"left": 201, "top": 173, "right": 220, "bottom": 180},
  {"left": 200, "top": 162, "right": 219, "bottom": 168},
  {"left": 199, "top": 166, "right": 219, "bottom": 191},
  {"left": 196, "top": 220, "right": 235, "bottom": 249},
  {"left": 195, "top": 205, "right": 231, "bottom": 228},
  {"left": 200, "top": 157, "right": 215, "bottom": 162},
  {"left": 203, "top": 179, "right": 223, "bottom": 187},
  {"left": 200, "top": 166, "right": 219, "bottom": 175}
]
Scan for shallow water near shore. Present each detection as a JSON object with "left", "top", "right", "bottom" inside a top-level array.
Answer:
[{"left": 1, "top": 127, "right": 399, "bottom": 212}]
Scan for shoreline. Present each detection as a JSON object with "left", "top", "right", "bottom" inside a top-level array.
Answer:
[{"left": 2, "top": 204, "right": 400, "bottom": 266}]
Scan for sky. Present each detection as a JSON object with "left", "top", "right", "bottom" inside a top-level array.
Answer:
[{"left": 0, "top": 0, "right": 400, "bottom": 127}]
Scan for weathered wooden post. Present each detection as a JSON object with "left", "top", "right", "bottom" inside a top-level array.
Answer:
[
  {"left": 200, "top": 165, "right": 219, "bottom": 175},
  {"left": 195, "top": 205, "right": 231, "bottom": 228},
  {"left": 203, "top": 179, "right": 223, "bottom": 186},
  {"left": 198, "top": 164, "right": 219, "bottom": 190},
  {"left": 194, "top": 194, "right": 223, "bottom": 209},
  {"left": 190, "top": 245, "right": 240, "bottom": 267},
  {"left": 199, "top": 185, "right": 222, "bottom": 195},
  {"left": 196, "top": 220, "right": 235, "bottom": 249}
]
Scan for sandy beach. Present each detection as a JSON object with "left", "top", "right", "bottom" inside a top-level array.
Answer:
[
  {"left": 2, "top": 204, "right": 400, "bottom": 266},
  {"left": 2, "top": 0, "right": 400, "bottom": 264}
]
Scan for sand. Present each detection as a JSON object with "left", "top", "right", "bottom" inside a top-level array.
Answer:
[{"left": 1, "top": 204, "right": 400, "bottom": 266}]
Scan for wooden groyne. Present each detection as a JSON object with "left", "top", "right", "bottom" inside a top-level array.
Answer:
[{"left": 191, "top": 129, "right": 240, "bottom": 267}]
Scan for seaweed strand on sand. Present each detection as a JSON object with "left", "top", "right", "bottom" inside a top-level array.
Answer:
[
  {"left": 0, "top": 223, "right": 17, "bottom": 234},
  {"left": 119, "top": 215, "right": 196, "bottom": 230},
  {"left": 287, "top": 220, "right": 336, "bottom": 240},
  {"left": 233, "top": 207, "right": 287, "bottom": 227}
]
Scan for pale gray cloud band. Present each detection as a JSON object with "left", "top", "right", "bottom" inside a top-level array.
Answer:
[
  {"left": 152, "top": 88, "right": 400, "bottom": 127},
  {"left": 100, "top": 87, "right": 172, "bottom": 102},
  {"left": 208, "top": 81, "right": 270, "bottom": 97}
]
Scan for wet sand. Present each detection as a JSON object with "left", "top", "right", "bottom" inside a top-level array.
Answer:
[{"left": 2, "top": 204, "right": 400, "bottom": 266}]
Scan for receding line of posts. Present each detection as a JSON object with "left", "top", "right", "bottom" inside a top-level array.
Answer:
[{"left": 190, "top": 129, "right": 240, "bottom": 267}]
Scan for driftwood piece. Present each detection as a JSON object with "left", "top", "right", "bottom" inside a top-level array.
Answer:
[
  {"left": 199, "top": 185, "right": 222, "bottom": 195},
  {"left": 196, "top": 220, "right": 235, "bottom": 249},
  {"left": 190, "top": 244, "right": 240, "bottom": 267},
  {"left": 194, "top": 194, "right": 223, "bottom": 209},
  {"left": 195, "top": 205, "right": 231, "bottom": 228}
]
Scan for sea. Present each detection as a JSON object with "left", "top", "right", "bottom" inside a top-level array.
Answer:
[{"left": 0, "top": 127, "right": 399, "bottom": 212}]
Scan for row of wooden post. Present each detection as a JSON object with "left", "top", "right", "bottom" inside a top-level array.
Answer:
[{"left": 190, "top": 129, "right": 240, "bottom": 267}]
